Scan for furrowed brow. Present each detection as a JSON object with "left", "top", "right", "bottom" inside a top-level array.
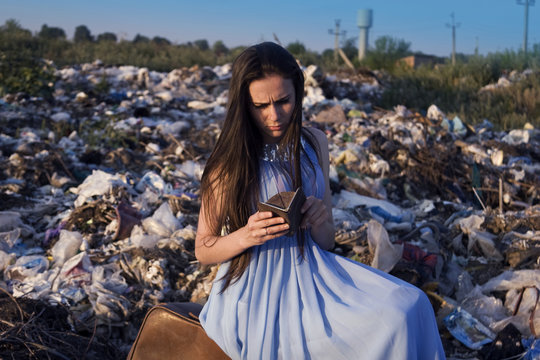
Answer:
[{"left": 252, "top": 94, "right": 290, "bottom": 106}]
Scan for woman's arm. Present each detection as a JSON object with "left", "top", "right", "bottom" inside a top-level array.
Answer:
[
  {"left": 300, "top": 127, "right": 335, "bottom": 250},
  {"left": 195, "top": 187, "right": 290, "bottom": 266}
]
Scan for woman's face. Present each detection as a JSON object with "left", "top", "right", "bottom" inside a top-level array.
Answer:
[{"left": 248, "top": 74, "right": 296, "bottom": 144}]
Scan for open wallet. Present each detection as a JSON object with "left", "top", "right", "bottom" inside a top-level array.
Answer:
[{"left": 257, "top": 187, "right": 306, "bottom": 236}]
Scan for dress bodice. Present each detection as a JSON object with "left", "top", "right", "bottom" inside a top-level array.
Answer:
[{"left": 258, "top": 136, "right": 324, "bottom": 205}]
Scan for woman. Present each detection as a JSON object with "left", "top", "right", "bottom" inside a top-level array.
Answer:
[{"left": 195, "top": 42, "right": 445, "bottom": 359}]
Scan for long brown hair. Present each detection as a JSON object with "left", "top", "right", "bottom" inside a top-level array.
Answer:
[{"left": 200, "top": 42, "right": 318, "bottom": 291}]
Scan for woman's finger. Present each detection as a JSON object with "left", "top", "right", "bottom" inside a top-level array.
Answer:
[
  {"left": 262, "top": 222, "right": 289, "bottom": 237},
  {"left": 257, "top": 211, "right": 274, "bottom": 220},
  {"left": 264, "top": 216, "right": 285, "bottom": 227}
]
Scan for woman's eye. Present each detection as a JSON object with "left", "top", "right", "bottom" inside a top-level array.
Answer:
[{"left": 253, "top": 98, "right": 289, "bottom": 109}]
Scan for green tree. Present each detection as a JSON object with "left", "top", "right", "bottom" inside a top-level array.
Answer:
[
  {"left": 38, "top": 24, "right": 66, "bottom": 39},
  {"left": 193, "top": 39, "right": 209, "bottom": 51},
  {"left": 286, "top": 41, "right": 306, "bottom": 56},
  {"left": 228, "top": 46, "right": 247, "bottom": 60},
  {"left": 213, "top": 40, "right": 228, "bottom": 56},
  {"left": 341, "top": 37, "right": 358, "bottom": 63},
  {"left": 97, "top": 32, "right": 117, "bottom": 42},
  {"left": 133, "top": 34, "right": 150, "bottom": 43},
  {"left": 362, "top": 35, "right": 411, "bottom": 71},
  {"left": 152, "top": 36, "right": 171, "bottom": 45},
  {"left": 74, "top": 25, "right": 93, "bottom": 42},
  {"left": 0, "top": 19, "right": 32, "bottom": 36},
  {"left": 285, "top": 41, "right": 320, "bottom": 66},
  {"left": 374, "top": 36, "right": 410, "bottom": 57}
]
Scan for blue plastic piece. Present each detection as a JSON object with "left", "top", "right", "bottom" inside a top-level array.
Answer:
[
  {"left": 368, "top": 206, "right": 403, "bottom": 223},
  {"left": 443, "top": 307, "right": 495, "bottom": 350},
  {"left": 522, "top": 338, "right": 540, "bottom": 360},
  {"left": 508, "top": 156, "right": 532, "bottom": 166}
]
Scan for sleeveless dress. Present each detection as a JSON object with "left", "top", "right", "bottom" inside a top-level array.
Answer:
[{"left": 199, "top": 137, "right": 446, "bottom": 360}]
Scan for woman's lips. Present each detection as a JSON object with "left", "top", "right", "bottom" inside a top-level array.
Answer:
[{"left": 268, "top": 125, "right": 283, "bottom": 131}]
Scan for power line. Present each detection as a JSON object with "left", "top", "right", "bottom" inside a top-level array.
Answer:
[
  {"left": 517, "top": 0, "right": 535, "bottom": 54},
  {"left": 446, "top": 13, "right": 460, "bottom": 65}
]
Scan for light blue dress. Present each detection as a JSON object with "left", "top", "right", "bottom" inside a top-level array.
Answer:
[{"left": 200, "top": 137, "right": 446, "bottom": 360}]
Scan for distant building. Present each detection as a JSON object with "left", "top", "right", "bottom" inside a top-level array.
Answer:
[{"left": 397, "top": 54, "right": 444, "bottom": 69}]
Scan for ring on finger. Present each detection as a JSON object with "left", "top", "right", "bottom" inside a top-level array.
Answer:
[{"left": 265, "top": 227, "right": 268, "bottom": 236}]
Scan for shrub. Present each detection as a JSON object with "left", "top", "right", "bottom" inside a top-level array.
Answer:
[{"left": 0, "top": 52, "right": 56, "bottom": 98}]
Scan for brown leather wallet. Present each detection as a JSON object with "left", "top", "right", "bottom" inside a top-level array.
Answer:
[{"left": 258, "top": 187, "right": 306, "bottom": 235}]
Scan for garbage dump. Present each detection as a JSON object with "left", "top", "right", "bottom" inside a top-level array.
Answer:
[{"left": 0, "top": 60, "right": 539, "bottom": 359}]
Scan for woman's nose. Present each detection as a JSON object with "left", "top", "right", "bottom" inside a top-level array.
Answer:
[{"left": 267, "top": 104, "right": 279, "bottom": 121}]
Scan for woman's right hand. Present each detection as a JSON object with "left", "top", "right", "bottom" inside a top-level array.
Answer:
[
  {"left": 196, "top": 209, "right": 289, "bottom": 265},
  {"left": 243, "top": 211, "right": 290, "bottom": 246}
]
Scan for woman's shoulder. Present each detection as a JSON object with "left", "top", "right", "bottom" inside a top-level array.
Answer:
[{"left": 303, "top": 126, "right": 328, "bottom": 148}]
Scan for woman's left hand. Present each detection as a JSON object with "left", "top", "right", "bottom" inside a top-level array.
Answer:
[{"left": 300, "top": 195, "right": 330, "bottom": 230}]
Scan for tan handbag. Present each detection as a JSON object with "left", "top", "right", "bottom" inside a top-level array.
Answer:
[{"left": 127, "top": 302, "right": 230, "bottom": 360}]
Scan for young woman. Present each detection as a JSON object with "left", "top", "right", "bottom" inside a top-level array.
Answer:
[{"left": 195, "top": 42, "right": 445, "bottom": 359}]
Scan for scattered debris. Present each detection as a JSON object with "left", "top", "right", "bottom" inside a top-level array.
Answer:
[{"left": 1, "top": 60, "right": 539, "bottom": 359}]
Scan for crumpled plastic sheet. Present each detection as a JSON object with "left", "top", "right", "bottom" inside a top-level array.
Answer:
[
  {"left": 0, "top": 211, "right": 35, "bottom": 243},
  {"left": 366, "top": 219, "right": 403, "bottom": 273},
  {"left": 334, "top": 190, "right": 412, "bottom": 224},
  {"left": 5, "top": 255, "right": 49, "bottom": 281},
  {"left": 142, "top": 202, "right": 181, "bottom": 238},
  {"left": 454, "top": 270, "right": 540, "bottom": 336},
  {"left": 51, "top": 230, "right": 83, "bottom": 267},
  {"left": 85, "top": 264, "right": 130, "bottom": 323},
  {"left": 332, "top": 208, "right": 362, "bottom": 231},
  {"left": 458, "top": 214, "right": 504, "bottom": 261},
  {"left": 70, "top": 170, "right": 130, "bottom": 207},
  {"left": 481, "top": 270, "right": 540, "bottom": 292}
]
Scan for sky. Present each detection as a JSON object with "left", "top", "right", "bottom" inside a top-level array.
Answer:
[{"left": 1, "top": 0, "right": 539, "bottom": 58}]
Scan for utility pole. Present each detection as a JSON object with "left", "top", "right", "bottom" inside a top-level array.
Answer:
[
  {"left": 517, "top": 0, "right": 536, "bottom": 54},
  {"left": 328, "top": 20, "right": 345, "bottom": 62},
  {"left": 446, "top": 13, "right": 460, "bottom": 65}
]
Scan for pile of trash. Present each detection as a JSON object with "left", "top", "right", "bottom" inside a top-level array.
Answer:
[{"left": 0, "top": 60, "right": 539, "bottom": 359}]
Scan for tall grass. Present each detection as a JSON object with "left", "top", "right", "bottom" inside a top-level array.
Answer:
[{"left": 378, "top": 55, "right": 540, "bottom": 130}]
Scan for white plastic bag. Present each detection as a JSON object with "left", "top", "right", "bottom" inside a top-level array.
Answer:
[
  {"left": 367, "top": 220, "right": 403, "bottom": 272},
  {"left": 142, "top": 202, "right": 181, "bottom": 238},
  {"left": 4, "top": 255, "right": 49, "bottom": 280},
  {"left": 51, "top": 230, "right": 83, "bottom": 267}
]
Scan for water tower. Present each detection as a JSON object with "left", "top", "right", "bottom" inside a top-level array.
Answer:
[{"left": 357, "top": 9, "right": 373, "bottom": 60}]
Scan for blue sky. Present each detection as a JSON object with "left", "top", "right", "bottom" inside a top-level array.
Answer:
[{"left": 1, "top": 0, "right": 538, "bottom": 58}]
